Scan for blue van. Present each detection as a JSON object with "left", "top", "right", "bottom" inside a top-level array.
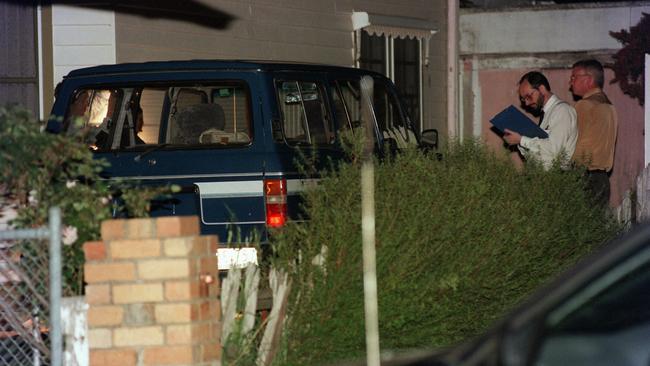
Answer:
[{"left": 47, "top": 60, "right": 431, "bottom": 247}]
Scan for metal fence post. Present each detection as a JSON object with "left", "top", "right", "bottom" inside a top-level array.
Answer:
[{"left": 49, "top": 207, "right": 62, "bottom": 366}]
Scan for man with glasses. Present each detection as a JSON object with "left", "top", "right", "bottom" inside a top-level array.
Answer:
[
  {"left": 570, "top": 59, "right": 618, "bottom": 206},
  {"left": 503, "top": 71, "right": 578, "bottom": 170}
]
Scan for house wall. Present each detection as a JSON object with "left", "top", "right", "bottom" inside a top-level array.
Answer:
[
  {"left": 459, "top": 3, "right": 648, "bottom": 206},
  {"left": 0, "top": 3, "right": 39, "bottom": 116},
  {"left": 460, "top": 4, "right": 649, "bottom": 54},
  {"left": 51, "top": 5, "right": 116, "bottom": 87},
  {"left": 114, "top": 1, "right": 352, "bottom": 65}
]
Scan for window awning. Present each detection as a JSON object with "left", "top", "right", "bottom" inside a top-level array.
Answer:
[
  {"left": 351, "top": 11, "right": 438, "bottom": 65},
  {"left": 351, "top": 11, "right": 438, "bottom": 40}
]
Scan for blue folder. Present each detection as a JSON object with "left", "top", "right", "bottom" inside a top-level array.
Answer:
[{"left": 490, "top": 105, "right": 548, "bottom": 139}]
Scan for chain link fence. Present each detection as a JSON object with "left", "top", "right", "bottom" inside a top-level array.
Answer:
[
  {"left": 0, "top": 207, "right": 62, "bottom": 366},
  {"left": 1, "top": 239, "right": 50, "bottom": 365}
]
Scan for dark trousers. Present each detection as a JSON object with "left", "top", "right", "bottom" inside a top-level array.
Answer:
[{"left": 585, "top": 170, "right": 610, "bottom": 206}]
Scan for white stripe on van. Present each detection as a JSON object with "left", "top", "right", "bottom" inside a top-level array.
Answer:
[
  {"left": 195, "top": 181, "right": 263, "bottom": 199},
  {"left": 194, "top": 178, "right": 320, "bottom": 199},
  {"left": 195, "top": 178, "right": 320, "bottom": 226}
]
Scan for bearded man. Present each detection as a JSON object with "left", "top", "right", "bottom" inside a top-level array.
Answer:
[{"left": 503, "top": 71, "right": 578, "bottom": 170}]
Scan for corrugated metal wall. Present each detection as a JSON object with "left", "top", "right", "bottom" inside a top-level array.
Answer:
[{"left": 0, "top": 2, "right": 38, "bottom": 116}]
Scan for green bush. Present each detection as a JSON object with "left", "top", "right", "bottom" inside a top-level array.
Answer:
[
  {"left": 271, "top": 140, "right": 620, "bottom": 365},
  {"left": 0, "top": 104, "right": 171, "bottom": 295}
]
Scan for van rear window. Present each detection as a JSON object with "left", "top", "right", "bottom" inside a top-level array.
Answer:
[{"left": 63, "top": 82, "right": 252, "bottom": 150}]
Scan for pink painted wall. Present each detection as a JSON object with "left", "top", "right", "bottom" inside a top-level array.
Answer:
[{"left": 479, "top": 68, "right": 644, "bottom": 206}]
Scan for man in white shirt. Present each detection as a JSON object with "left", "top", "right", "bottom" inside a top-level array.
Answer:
[{"left": 503, "top": 71, "right": 578, "bottom": 170}]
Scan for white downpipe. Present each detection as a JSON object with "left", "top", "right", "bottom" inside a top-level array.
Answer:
[
  {"left": 458, "top": 62, "right": 464, "bottom": 140},
  {"left": 447, "top": 0, "right": 459, "bottom": 138},
  {"left": 645, "top": 54, "right": 650, "bottom": 167},
  {"left": 472, "top": 55, "right": 482, "bottom": 138},
  {"left": 37, "top": 5, "right": 44, "bottom": 120},
  {"left": 419, "top": 38, "right": 424, "bottom": 132},
  {"left": 388, "top": 37, "right": 394, "bottom": 80}
]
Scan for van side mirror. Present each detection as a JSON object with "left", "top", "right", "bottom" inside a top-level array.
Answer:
[{"left": 421, "top": 129, "right": 438, "bottom": 150}]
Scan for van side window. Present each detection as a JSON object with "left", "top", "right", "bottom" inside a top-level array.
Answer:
[
  {"left": 276, "top": 81, "right": 333, "bottom": 145},
  {"left": 138, "top": 88, "right": 165, "bottom": 144},
  {"left": 332, "top": 79, "right": 416, "bottom": 148},
  {"left": 373, "top": 82, "right": 416, "bottom": 148},
  {"left": 332, "top": 80, "right": 362, "bottom": 131},
  {"left": 64, "top": 89, "right": 122, "bottom": 150},
  {"left": 167, "top": 85, "right": 251, "bottom": 145},
  {"left": 63, "top": 82, "right": 252, "bottom": 150}
]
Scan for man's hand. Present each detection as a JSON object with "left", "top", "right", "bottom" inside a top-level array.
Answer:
[{"left": 503, "top": 129, "right": 522, "bottom": 145}]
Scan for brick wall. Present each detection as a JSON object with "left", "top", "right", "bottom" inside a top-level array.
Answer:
[{"left": 83, "top": 216, "right": 221, "bottom": 366}]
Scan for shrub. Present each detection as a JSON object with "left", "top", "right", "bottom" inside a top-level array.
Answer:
[
  {"left": 270, "top": 140, "right": 620, "bottom": 365},
  {"left": 0, "top": 104, "right": 170, "bottom": 295}
]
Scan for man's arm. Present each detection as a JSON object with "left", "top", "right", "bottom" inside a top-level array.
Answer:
[{"left": 519, "top": 104, "right": 577, "bottom": 168}]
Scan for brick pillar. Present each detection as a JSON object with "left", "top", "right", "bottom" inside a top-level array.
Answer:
[{"left": 83, "top": 216, "right": 221, "bottom": 366}]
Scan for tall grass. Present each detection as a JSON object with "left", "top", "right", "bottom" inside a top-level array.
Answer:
[{"left": 270, "top": 140, "right": 620, "bottom": 365}]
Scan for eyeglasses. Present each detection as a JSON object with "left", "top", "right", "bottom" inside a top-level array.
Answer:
[
  {"left": 519, "top": 88, "right": 538, "bottom": 103},
  {"left": 570, "top": 73, "right": 590, "bottom": 81}
]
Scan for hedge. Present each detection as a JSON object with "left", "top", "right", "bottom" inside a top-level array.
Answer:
[{"left": 270, "top": 140, "right": 620, "bottom": 365}]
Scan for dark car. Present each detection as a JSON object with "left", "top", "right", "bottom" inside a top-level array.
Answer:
[
  {"left": 47, "top": 61, "right": 436, "bottom": 256},
  {"left": 375, "top": 224, "right": 650, "bottom": 366}
]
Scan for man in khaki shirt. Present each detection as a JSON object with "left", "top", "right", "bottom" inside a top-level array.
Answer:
[{"left": 570, "top": 59, "right": 618, "bottom": 206}]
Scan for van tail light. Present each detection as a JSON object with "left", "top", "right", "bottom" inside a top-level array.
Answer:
[{"left": 264, "top": 178, "right": 287, "bottom": 228}]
